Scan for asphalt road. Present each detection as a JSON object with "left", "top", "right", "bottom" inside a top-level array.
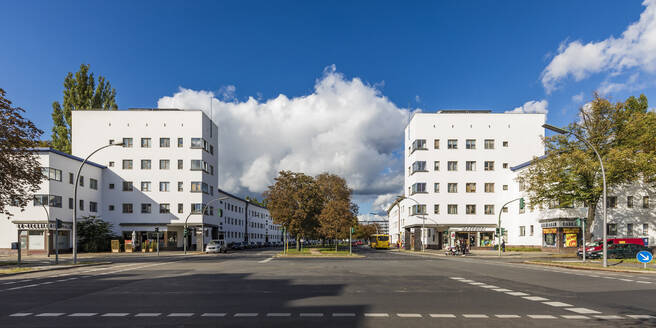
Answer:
[{"left": 0, "top": 247, "right": 654, "bottom": 327}]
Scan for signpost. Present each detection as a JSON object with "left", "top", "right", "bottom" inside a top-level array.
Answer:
[
  {"left": 637, "top": 250, "right": 653, "bottom": 270},
  {"left": 155, "top": 227, "right": 160, "bottom": 256}
]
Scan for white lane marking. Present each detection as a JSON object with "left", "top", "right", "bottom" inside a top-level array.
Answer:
[
  {"left": 450, "top": 277, "right": 464, "bottom": 280},
  {"left": 397, "top": 313, "right": 422, "bottom": 317},
  {"left": 492, "top": 289, "right": 512, "bottom": 292},
  {"left": 234, "top": 313, "right": 258, "bottom": 317},
  {"left": 101, "top": 313, "right": 129, "bottom": 317},
  {"left": 459, "top": 279, "right": 475, "bottom": 283},
  {"left": 506, "top": 292, "right": 529, "bottom": 296},
  {"left": 619, "top": 279, "right": 634, "bottom": 282},
  {"left": 463, "top": 314, "right": 488, "bottom": 318},
  {"left": 135, "top": 313, "right": 161, "bottom": 317},
  {"left": 528, "top": 315, "right": 557, "bottom": 319},
  {"left": 267, "top": 313, "right": 291, "bottom": 317},
  {"left": 542, "top": 301, "right": 573, "bottom": 307},
  {"left": 637, "top": 281, "right": 652, "bottom": 284},
  {"left": 562, "top": 315, "right": 590, "bottom": 319},
  {"left": 468, "top": 282, "right": 485, "bottom": 285},
  {"left": 201, "top": 313, "right": 226, "bottom": 317},
  {"left": 332, "top": 313, "right": 356, "bottom": 317},
  {"left": 69, "top": 313, "right": 97, "bottom": 317},
  {"left": 495, "top": 314, "right": 520, "bottom": 318},
  {"left": 593, "top": 315, "right": 625, "bottom": 319},
  {"left": 566, "top": 308, "right": 601, "bottom": 314},
  {"left": 35, "top": 313, "right": 65, "bottom": 317},
  {"left": 480, "top": 285, "right": 498, "bottom": 288},
  {"left": 430, "top": 314, "right": 456, "bottom": 318},
  {"left": 364, "top": 313, "right": 389, "bottom": 317},
  {"left": 299, "top": 313, "right": 323, "bottom": 317},
  {"left": 9, "top": 313, "right": 32, "bottom": 317},
  {"left": 523, "top": 296, "right": 549, "bottom": 301},
  {"left": 627, "top": 315, "right": 655, "bottom": 319},
  {"left": 168, "top": 313, "right": 194, "bottom": 317},
  {"left": 40, "top": 281, "right": 53, "bottom": 285},
  {"left": 2, "top": 281, "right": 18, "bottom": 285},
  {"left": 258, "top": 257, "right": 274, "bottom": 263}
]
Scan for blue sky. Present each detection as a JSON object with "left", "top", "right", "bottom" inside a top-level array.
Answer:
[{"left": 2, "top": 0, "right": 655, "bottom": 216}]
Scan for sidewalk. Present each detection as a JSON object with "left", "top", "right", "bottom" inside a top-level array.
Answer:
[{"left": 395, "top": 248, "right": 573, "bottom": 260}]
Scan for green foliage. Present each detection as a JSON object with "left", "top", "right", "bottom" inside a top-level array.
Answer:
[
  {"left": 51, "top": 64, "right": 117, "bottom": 153},
  {"left": 77, "top": 217, "right": 117, "bottom": 252},
  {"left": 245, "top": 196, "right": 267, "bottom": 207},
  {"left": 316, "top": 173, "right": 358, "bottom": 240},
  {"left": 0, "top": 89, "right": 44, "bottom": 215},
  {"left": 353, "top": 222, "right": 379, "bottom": 241}
]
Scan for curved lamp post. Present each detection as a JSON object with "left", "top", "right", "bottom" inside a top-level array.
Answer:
[
  {"left": 184, "top": 196, "right": 229, "bottom": 254},
  {"left": 543, "top": 124, "right": 607, "bottom": 267},
  {"left": 73, "top": 142, "right": 124, "bottom": 265},
  {"left": 396, "top": 195, "right": 437, "bottom": 252}
]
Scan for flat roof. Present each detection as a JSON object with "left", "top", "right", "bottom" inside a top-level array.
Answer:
[
  {"left": 217, "top": 188, "right": 268, "bottom": 210},
  {"left": 28, "top": 148, "right": 106, "bottom": 169}
]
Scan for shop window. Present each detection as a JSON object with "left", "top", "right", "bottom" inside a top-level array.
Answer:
[{"left": 543, "top": 229, "right": 557, "bottom": 247}]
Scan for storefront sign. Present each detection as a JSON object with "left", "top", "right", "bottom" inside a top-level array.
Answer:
[
  {"left": 565, "top": 233, "right": 578, "bottom": 247},
  {"left": 541, "top": 220, "right": 579, "bottom": 228},
  {"left": 450, "top": 226, "right": 495, "bottom": 232},
  {"left": 16, "top": 222, "right": 72, "bottom": 230},
  {"left": 543, "top": 228, "right": 557, "bottom": 234},
  {"left": 563, "top": 228, "right": 580, "bottom": 234}
]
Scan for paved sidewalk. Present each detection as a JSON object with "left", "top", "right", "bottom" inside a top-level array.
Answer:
[{"left": 392, "top": 248, "right": 571, "bottom": 260}]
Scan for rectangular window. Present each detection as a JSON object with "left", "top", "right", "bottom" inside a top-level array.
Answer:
[
  {"left": 141, "top": 181, "right": 151, "bottom": 192},
  {"left": 433, "top": 139, "right": 440, "bottom": 149},
  {"left": 178, "top": 203, "right": 184, "bottom": 214},
  {"left": 465, "top": 139, "right": 476, "bottom": 149},
  {"left": 33, "top": 194, "right": 48, "bottom": 206},
  {"left": 466, "top": 183, "right": 476, "bottom": 193},
  {"left": 447, "top": 161, "right": 457, "bottom": 171},
  {"left": 466, "top": 204, "right": 476, "bottom": 214},
  {"left": 434, "top": 183, "right": 440, "bottom": 193},
  {"left": 141, "top": 138, "right": 151, "bottom": 148},
  {"left": 191, "top": 137, "right": 204, "bottom": 149},
  {"left": 447, "top": 204, "right": 458, "bottom": 215},
  {"left": 160, "top": 138, "right": 170, "bottom": 148},
  {"left": 627, "top": 223, "right": 634, "bottom": 236},
  {"left": 607, "top": 223, "right": 617, "bottom": 235},
  {"left": 484, "top": 204, "right": 494, "bottom": 215},
  {"left": 503, "top": 163, "right": 508, "bottom": 169},
  {"left": 178, "top": 159, "right": 183, "bottom": 170},
  {"left": 411, "top": 161, "right": 427, "bottom": 173},
  {"left": 177, "top": 137, "right": 183, "bottom": 147},
  {"left": 159, "top": 159, "right": 170, "bottom": 170},
  {"left": 90, "top": 201, "right": 98, "bottom": 212},
  {"left": 48, "top": 195, "right": 62, "bottom": 208},
  {"left": 190, "top": 160, "right": 206, "bottom": 171},
  {"left": 79, "top": 176, "right": 84, "bottom": 187},
  {"left": 465, "top": 161, "right": 476, "bottom": 171},
  {"left": 484, "top": 183, "right": 494, "bottom": 193},
  {"left": 191, "top": 203, "right": 203, "bottom": 214},
  {"left": 644, "top": 223, "right": 649, "bottom": 235},
  {"left": 178, "top": 181, "right": 183, "bottom": 192},
  {"left": 433, "top": 204, "right": 439, "bottom": 214},
  {"left": 606, "top": 196, "right": 617, "bottom": 208},
  {"left": 503, "top": 141, "right": 508, "bottom": 147},
  {"left": 627, "top": 196, "right": 633, "bottom": 208},
  {"left": 519, "top": 226, "right": 526, "bottom": 237},
  {"left": 79, "top": 199, "right": 84, "bottom": 211},
  {"left": 108, "top": 161, "right": 114, "bottom": 167},
  {"left": 643, "top": 196, "right": 650, "bottom": 208},
  {"left": 503, "top": 184, "right": 508, "bottom": 191},
  {"left": 41, "top": 167, "right": 63, "bottom": 181},
  {"left": 122, "top": 181, "right": 133, "bottom": 191},
  {"left": 530, "top": 225, "right": 534, "bottom": 236},
  {"left": 159, "top": 182, "right": 170, "bottom": 192},
  {"left": 122, "top": 203, "right": 133, "bottom": 213},
  {"left": 447, "top": 139, "right": 457, "bottom": 149},
  {"left": 141, "top": 203, "right": 151, "bottom": 214},
  {"left": 190, "top": 182, "right": 202, "bottom": 192},
  {"left": 484, "top": 139, "right": 494, "bottom": 149},
  {"left": 123, "top": 138, "right": 133, "bottom": 148},
  {"left": 141, "top": 160, "right": 151, "bottom": 170},
  {"left": 210, "top": 145, "right": 214, "bottom": 155},
  {"left": 109, "top": 205, "right": 115, "bottom": 211},
  {"left": 411, "top": 183, "right": 426, "bottom": 194},
  {"left": 433, "top": 161, "right": 440, "bottom": 171},
  {"left": 411, "top": 139, "right": 427, "bottom": 152},
  {"left": 410, "top": 204, "right": 426, "bottom": 215},
  {"left": 448, "top": 183, "right": 457, "bottom": 193},
  {"left": 502, "top": 206, "right": 508, "bottom": 213},
  {"left": 89, "top": 178, "right": 98, "bottom": 190},
  {"left": 122, "top": 160, "right": 133, "bottom": 170},
  {"left": 484, "top": 161, "right": 494, "bottom": 171},
  {"left": 160, "top": 203, "right": 170, "bottom": 214}
]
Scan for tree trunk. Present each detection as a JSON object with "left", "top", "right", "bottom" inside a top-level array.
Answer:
[
  {"left": 296, "top": 235, "right": 301, "bottom": 251},
  {"left": 585, "top": 198, "right": 599, "bottom": 241}
]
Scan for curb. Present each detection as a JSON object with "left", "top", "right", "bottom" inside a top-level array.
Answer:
[
  {"left": 0, "top": 261, "right": 112, "bottom": 277},
  {"left": 274, "top": 254, "right": 364, "bottom": 258},
  {"left": 524, "top": 261, "right": 656, "bottom": 274}
]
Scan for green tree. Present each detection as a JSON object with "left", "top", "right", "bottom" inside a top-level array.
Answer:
[
  {"left": 0, "top": 89, "right": 44, "bottom": 215},
  {"left": 51, "top": 64, "right": 117, "bottom": 153},
  {"left": 264, "top": 171, "right": 323, "bottom": 250},
  {"left": 245, "top": 196, "right": 268, "bottom": 207},
  {"left": 518, "top": 94, "right": 656, "bottom": 240},
  {"left": 77, "top": 217, "right": 117, "bottom": 252},
  {"left": 353, "top": 222, "right": 379, "bottom": 241},
  {"left": 315, "top": 173, "right": 358, "bottom": 245}
]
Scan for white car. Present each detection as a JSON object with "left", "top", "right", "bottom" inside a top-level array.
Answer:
[{"left": 205, "top": 240, "right": 227, "bottom": 253}]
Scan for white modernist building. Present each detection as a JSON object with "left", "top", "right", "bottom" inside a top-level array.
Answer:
[{"left": 1, "top": 108, "right": 281, "bottom": 254}]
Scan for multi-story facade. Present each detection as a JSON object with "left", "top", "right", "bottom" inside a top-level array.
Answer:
[
  {"left": 392, "top": 110, "right": 545, "bottom": 250},
  {"left": 218, "top": 189, "right": 284, "bottom": 246}
]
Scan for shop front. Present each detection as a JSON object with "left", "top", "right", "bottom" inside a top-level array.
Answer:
[
  {"left": 14, "top": 221, "right": 72, "bottom": 255},
  {"left": 447, "top": 226, "right": 497, "bottom": 249},
  {"left": 540, "top": 218, "right": 581, "bottom": 253}
]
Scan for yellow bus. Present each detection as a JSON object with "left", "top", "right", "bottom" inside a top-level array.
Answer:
[{"left": 370, "top": 234, "right": 390, "bottom": 249}]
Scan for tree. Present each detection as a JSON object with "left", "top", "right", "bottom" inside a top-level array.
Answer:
[
  {"left": 264, "top": 171, "right": 323, "bottom": 250},
  {"left": 315, "top": 173, "right": 358, "bottom": 245},
  {"left": 518, "top": 94, "right": 656, "bottom": 240},
  {"left": 0, "top": 89, "right": 44, "bottom": 215},
  {"left": 245, "top": 196, "right": 268, "bottom": 207},
  {"left": 353, "top": 222, "right": 379, "bottom": 241},
  {"left": 77, "top": 217, "right": 117, "bottom": 252},
  {"left": 51, "top": 64, "right": 117, "bottom": 153}
]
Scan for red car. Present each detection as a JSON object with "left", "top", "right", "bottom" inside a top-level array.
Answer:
[{"left": 578, "top": 238, "right": 648, "bottom": 258}]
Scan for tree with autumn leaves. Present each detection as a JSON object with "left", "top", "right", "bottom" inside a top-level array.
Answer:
[{"left": 264, "top": 171, "right": 358, "bottom": 250}]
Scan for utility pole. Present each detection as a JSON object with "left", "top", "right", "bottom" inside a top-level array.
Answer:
[{"left": 498, "top": 198, "right": 523, "bottom": 256}]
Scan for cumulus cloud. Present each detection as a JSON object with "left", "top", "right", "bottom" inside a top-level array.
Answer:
[
  {"left": 371, "top": 193, "right": 400, "bottom": 214},
  {"left": 157, "top": 67, "right": 410, "bottom": 198},
  {"left": 505, "top": 100, "right": 549, "bottom": 114},
  {"left": 541, "top": 0, "right": 656, "bottom": 93},
  {"left": 571, "top": 92, "right": 584, "bottom": 103}
]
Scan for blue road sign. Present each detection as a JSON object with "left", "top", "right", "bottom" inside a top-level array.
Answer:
[{"left": 637, "top": 250, "right": 653, "bottom": 263}]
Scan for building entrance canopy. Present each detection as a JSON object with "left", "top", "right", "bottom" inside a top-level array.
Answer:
[{"left": 15, "top": 221, "right": 72, "bottom": 231}]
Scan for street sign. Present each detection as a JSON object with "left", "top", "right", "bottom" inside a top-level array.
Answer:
[{"left": 637, "top": 251, "right": 653, "bottom": 263}]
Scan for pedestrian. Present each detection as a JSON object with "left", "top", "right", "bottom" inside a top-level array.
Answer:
[{"left": 501, "top": 240, "right": 506, "bottom": 253}]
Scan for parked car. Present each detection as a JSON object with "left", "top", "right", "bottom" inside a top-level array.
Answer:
[
  {"left": 205, "top": 240, "right": 227, "bottom": 253},
  {"left": 250, "top": 242, "right": 257, "bottom": 248},
  {"left": 578, "top": 238, "right": 649, "bottom": 258},
  {"left": 586, "top": 243, "right": 652, "bottom": 259},
  {"left": 230, "top": 242, "right": 244, "bottom": 250},
  {"left": 256, "top": 242, "right": 263, "bottom": 248}
]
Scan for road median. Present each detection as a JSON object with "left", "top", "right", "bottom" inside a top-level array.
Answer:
[{"left": 524, "top": 260, "right": 656, "bottom": 274}]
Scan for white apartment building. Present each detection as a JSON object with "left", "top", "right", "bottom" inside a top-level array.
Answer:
[
  {"left": 218, "top": 189, "right": 284, "bottom": 246},
  {"left": 0, "top": 148, "right": 104, "bottom": 254},
  {"left": 390, "top": 110, "right": 545, "bottom": 250}
]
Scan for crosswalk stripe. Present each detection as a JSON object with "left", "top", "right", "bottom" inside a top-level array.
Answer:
[
  {"left": 593, "top": 315, "right": 625, "bottom": 319},
  {"left": 35, "top": 313, "right": 64, "bottom": 317},
  {"left": 332, "top": 313, "right": 356, "bottom": 317},
  {"left": 69, "top": 313, "right": 97, "bottom": 317},
  {"left": 201, "top": 313, "right": 226, "bottom": 317},
  {"left": 101, "top": 313, "right": 129, "bottom": 317},
  {"left": 397, "top": 313, "right": 422, "bottom": 317},
  {"left": 463, "top": 314, "right": 488, "bottom": 318},
  {"left": 542, "top": 301, "right": 573, "bottom": 307},
  {"left": 234, "top": 313, "right": 258, "bottom": 317},
  {"left": 168, "top": 313, "right": 194, "bottom": 317},
  {"left": 429, "top": 314, "right": 456, "bottom": 318},
  {"left": 364, "top": 313, "right": 389, "bottom": 317},
  {"left": 9, "top": 313, "right": 32, "bottom": 317},
  {"left": 566, "top": 308, "right": 601, "bottom": 314},
  {"left": 528, "top": 315, "right": 557, "bottom": 319},
  {"left": 495, "top": 314, "right": 520, "bottom": 318},
  {"left": 627, "top": 315, "right": 654, "bottom": 319},
  {"left": 523, "top": 296, "right": 549, "bottom": 301},
  {"left": 267, "top": 313, "right": 291, "bottom": 317},
  {"left": 299, "top": 313, "right": 323, "bottom": 317},
  {"left": 561, "top": 315, "right": 590, "bottom": 319},
  {"left": 135, "top": 313, "right": 161, "bottom": 317}
]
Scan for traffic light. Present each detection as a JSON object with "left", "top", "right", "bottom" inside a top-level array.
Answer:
[
  {"left": 183, "top": 228, "right": 188, "bottom": 237},
  {"left": 501, "top": 228, "right": 506, "bottom": 235},
  {"left": 574, "top": 218, "right": 581, "bottom": 227},
  {"left": 55, "top": 219, "right": 62, "bottom": 229},
  {"left": 155, "top": 227, "right": 159, "bottom": 233},
  {"left": 519, "top": 198, "right": 525, "bottom": 210},
  {"left": 495, "top": 227, "right": 500, "bottom": 234}
]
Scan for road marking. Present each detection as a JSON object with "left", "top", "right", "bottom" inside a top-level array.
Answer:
[
  {"left": 397, "top": 313, "right": 422, "bottom": 318},
  {"left": 459, "top": 279, "right": 475, "bottom": 283},
  {"left": 258, "top": 257, "right": 274, "bottom": 263},
  {"left": 234, "top": 313, "right": 258, "bottom": 317},
  {"left": 449, "top": 277, "right": 464, "bottom": 280},
  {"left": 299, "top": 313, "right": 323, "bottom": 317},
  {"left": 9, "top": 313, "right": 32, "bottom": 317},
  {"left": 35, "top": 313, "right": 65, "bottom": 317},
  {"left": 523, "top": 296, "right": 549, "bottom": 301},
  {"left": 332, "top": 313, "right": 356, "bottom": 317},
  {"left": 201, "top": 313, "right": 226, "bottom": 317},
  {"left": 468, "top": 282, "right": 485, "bottom": 285},
  {"left": 2, "top": 281, "right": 18, "bottom": 285},
  {"left": 619, "top": 279, "right": 634, "bottom": 282},
  {"left": 168, "top": 313, "right": 194, "bottom": 317},
  {"left": 566, "top": 308, "right": 601, "bottom": 314},
  {"left": 267, "top": 313, "right": 291, "bottom": 317},
  {"left": 69, "top": 313, "right": 97, "bottom": 317},
  {"left": 627, "top": 315, "right": 654, "bottom": 319},
  {"left": 593, "top": 315, "right": 624, "bottom": 319},
  {"left": 135, "top": 313, "right": 161, "bottom": 317},
  {"left": 528, "top": 315, "right": 557, "bottom": 319},
  {"left": 506, "top": 292, "right": 529, "bottom": 296},
  {"left": 561, "top": 315, "right": 589, "bottom": 319},
  {"left": 495, "top": 314, "right": 520, "bottom": 318},
  {"left": 430, "top": 314, "right": 456, "bottom": 318},
  {"left": 636, "top": 281, "right": 652, "bottom": 284},
  {"left": 492, "top": 288, "right": 512, "bottom": 292},
  {"left": 480, "top": 285, "right": 498, "bottom": 288},
  {"left": 364, "top": 313, "right": 389, "bottom": 317},
  {"left": 542, "top": 301, "right": 573, "bottom": 307},
  {"left": 101, "top": 313, "right": 129, "bottom": 317},
  {"left": 463, "top": 314, "right": 488, "bottom": 318}
]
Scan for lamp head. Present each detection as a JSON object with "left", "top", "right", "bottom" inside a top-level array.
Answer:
[
  {"left": 542, "top": 124, "right": 569, "bottom": 135},
  {"left": 113, "top": 142, "right": 126, "bottom": 147}
]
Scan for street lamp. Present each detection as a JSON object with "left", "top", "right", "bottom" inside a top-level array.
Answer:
[
  {"left": 184, "top": 196, "right": 229, "bottom": 254},
  {"left": 396, "top": 195, "right": 434, "bottom": 252},
  {"left": 73, "top": 142, "right": 124, "bottom": 265},
  {"left": 543, "top": 123, "right": 608, "bottom": 267}
]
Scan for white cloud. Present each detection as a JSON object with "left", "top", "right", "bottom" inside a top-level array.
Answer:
[
  {"left": 371, "top": 193, "right": 400, "bottom": 214},
  {"left": 571, "top": 92, "right": 584, "bottom": 103},
  {"left": 505, "top": 100, "right": 549, "bottom": 114},
  {"left": 157, "top": 67, "right": 410, "bottom": 198},
  {"left": 541, "top": 0, "right": 656, "bottom": 93},
  {"left": 598, "top": 72, "right": 643, "bottom": 95}
]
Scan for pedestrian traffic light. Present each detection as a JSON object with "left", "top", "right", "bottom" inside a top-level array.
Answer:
[
  {"left": 495, "top": 227, "right": 500, "bottom": 234},
  {"left": 155, "top": 227, "right": 159, "bottom": 233},
  {"left": 501, "top": 228, "right": 506, "bottom": 235},
  {"left": 519, "top": 197, "right": 525, "bottom": 210},
  {"left": 55, "top": 219, "right": 62, "bottom": 229},
  {"left": 183, "top": 228, "right": 188, "bottom": 237}
]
